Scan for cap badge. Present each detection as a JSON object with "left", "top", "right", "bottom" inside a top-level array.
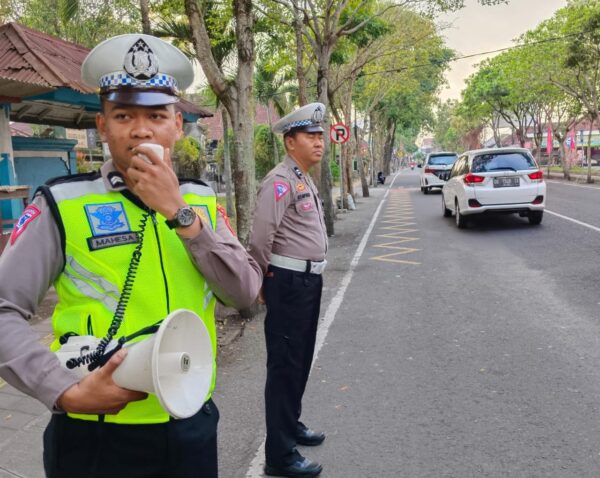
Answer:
[
  {"left": 124, "top": 38, "right": 159, "bottom": 80},
  {"left": 312, "top": 105, "right": 324, "bottom": 124}
]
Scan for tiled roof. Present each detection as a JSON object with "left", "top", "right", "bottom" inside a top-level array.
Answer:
[{"left": 0, "top": 22, "right": 93, "bottom": 97}]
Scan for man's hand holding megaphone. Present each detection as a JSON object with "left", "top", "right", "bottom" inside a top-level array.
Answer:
[{"left": 56, "top": 349, "right": 147, "bottom": 415}]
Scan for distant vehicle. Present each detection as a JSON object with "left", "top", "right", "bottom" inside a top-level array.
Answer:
[
  {"left": 441, "top": 148, "right": 546, "bottom": 228},
  {"left": 420, "top": 152, "right": 458, "bottom": 194}
]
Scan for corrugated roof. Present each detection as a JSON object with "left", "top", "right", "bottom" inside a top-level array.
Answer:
[{"left": 0, "top": 22, "right": 94, "bottom": 95}]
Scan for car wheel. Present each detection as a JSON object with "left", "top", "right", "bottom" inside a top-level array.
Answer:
[
  {"left": 442, "top": 195, "right": 452, "bottom": 217},
  {"left": 528, "top": 210, "right": 543, "bottom": 225},
  {"left": 455, "top": 200, "right": 467, "bottom": 229},
  {"left": 420, "top": 186, "right": 425, "bottom": 193},
  {"left": 423, "top": 187, "right": 429, "bottom": 195}
]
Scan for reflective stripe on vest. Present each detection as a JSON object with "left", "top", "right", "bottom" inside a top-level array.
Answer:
[{"left": 48, "top": 180, "right": 218, "bottom": 424}]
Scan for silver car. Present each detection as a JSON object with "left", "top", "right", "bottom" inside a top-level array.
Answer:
[
  {"left": 441, "top": 148, "right": 546, "bottom": 228},
  {"left": 420, "top": 152, "right": 458, "bottom": 194}
]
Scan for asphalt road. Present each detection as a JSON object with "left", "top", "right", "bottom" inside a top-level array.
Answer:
[{"left": 216, "top": 170, "right": 600, "bottom": 477}]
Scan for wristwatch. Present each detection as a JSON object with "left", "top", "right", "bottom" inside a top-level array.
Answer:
[{"left": 165, "top": 206, "right": 197, "bottom": 229}]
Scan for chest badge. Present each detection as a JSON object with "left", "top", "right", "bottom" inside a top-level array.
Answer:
[{"left": 85, "top": 203, "right": 131, "bottom": 236}]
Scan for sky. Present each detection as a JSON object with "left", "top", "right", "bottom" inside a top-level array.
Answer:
[{"left": 438, "top": 0, "right": 568, "bottom": 102}]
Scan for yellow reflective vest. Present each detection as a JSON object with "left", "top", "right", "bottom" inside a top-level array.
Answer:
[{"left": 41, "top": 173, "right": 217, "bottom": 424}]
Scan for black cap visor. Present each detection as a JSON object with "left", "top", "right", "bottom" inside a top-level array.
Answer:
[{"left": 103, "top": 89, "right": 179, "bottom": 107}]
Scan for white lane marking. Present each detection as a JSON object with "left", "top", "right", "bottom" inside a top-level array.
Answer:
[
  {"left": 244, "top": 175, "right": 398, "bottom": 478},
  {"left": 546, "top": 180, "right": 600, "bottom": 191},
  {"left": 546, "top": 209, "right": 600, "bottom": 233}
]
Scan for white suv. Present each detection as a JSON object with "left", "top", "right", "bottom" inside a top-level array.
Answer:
[
  {"left": 420, "top": 152, "right": 458, "bottom": 194},
  {"left": 441, "top": 148, "right": 546, "bottom": 228}
]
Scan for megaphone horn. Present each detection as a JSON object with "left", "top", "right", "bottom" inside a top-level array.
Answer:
[{"left": 111, "top": 309, "right": 213, "bottom": 419}]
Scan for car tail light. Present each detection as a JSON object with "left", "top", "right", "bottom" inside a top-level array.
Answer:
[
  {"left": 532, "top": 195, "right": 544, "bottom": 204},
  {"left": 424, "top": 167, "right": 435, "bottom": 174},
  {"left": 528, "top": 170, "right": 543, "bottom": 182},
  {"left": 468, "top": 199, "right": 482, "bottom": 208},
  {"left": 464, "top": 173, "right": 485, "bottom": 185}
]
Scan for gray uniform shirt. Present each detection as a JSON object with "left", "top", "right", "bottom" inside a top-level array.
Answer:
[
  {"left": 247, "top": 155, "right": 328, "bottom": 274},
  {"left": 0, "top": 160, "right": 262, "bottom": 411}
]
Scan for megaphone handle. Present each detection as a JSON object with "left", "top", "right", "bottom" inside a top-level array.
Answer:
[{"left": 87, "top": 340, "right": 124, "bottom": 372}]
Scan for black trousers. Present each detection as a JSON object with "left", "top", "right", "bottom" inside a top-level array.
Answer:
[
  {"left": 263, "top": 265, "right": 323, "bottom": 467},
  {"left": 43, "top": 399, "right": 219, "bottom": 478}
]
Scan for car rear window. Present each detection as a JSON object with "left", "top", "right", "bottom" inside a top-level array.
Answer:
[
  {"left": 471, "top": 152, "right": 536, "bottom": 173},
  {"left": 428, "top": 154, "right": 457, "bottom": 166}
]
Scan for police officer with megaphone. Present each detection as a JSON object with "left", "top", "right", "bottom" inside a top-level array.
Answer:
[{"left": 0, "top": 33, "right": 262, "bottom": 478}]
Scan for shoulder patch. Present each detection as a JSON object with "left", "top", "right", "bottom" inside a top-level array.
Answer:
[
  {"left": 190, "top": 204, "right": 213, "bottom": 230},
  {"left": 273, "top": 181, "right": 290, "bottom": 201},
  {"left": 10, "top": 204, "right": 42, "bottom": 245},
  {"left": 216, "top": 204, "right": 235, "bottom": 235}
]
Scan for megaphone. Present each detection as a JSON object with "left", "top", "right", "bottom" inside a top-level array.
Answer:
[{"left": 56, "top": 309, "right": 213, "bottom": 419}]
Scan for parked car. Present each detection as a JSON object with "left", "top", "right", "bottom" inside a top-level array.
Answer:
[
  {"left": 441, "top": 148, "right": 546, "bottom": 228},
  {"left": 420, "top": 152, "right": 458, "bottom": 194}
]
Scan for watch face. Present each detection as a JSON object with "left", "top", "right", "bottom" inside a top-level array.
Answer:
[{"left": 177, "top": 207, "right": 196, "bottom": 227}]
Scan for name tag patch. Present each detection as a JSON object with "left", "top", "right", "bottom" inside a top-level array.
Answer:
[
  {"left": 87, "top": 232, "right": 140, "bottom": 251},
  {"left": 299, "top": 201, "right": 313, "bottom": 212},
  {"left": 85, "top": 202, "right": 131, "bottom": 236}
]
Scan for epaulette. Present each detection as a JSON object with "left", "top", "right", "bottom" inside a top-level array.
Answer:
[{"left": 292, "top": 166, "right": 303, "bottom": 179}]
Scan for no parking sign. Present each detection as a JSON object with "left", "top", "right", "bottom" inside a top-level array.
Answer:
[{"left": 330, "top": 123, "right": 350, "bottom": 144}]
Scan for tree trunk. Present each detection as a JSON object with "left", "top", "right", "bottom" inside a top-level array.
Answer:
[
  {"left": 266, "top": 101, "right": 279, "bottom": 164},
  {"left": 316, "top": 51, "right": 335, "bottom": 236},
  {"left": 221, "top": 106, "right": 235, "bottom": 218},
  {"left": 184, "top": 0, "right": 256, "bottom": 245},
  {"left": 382, "top": 118, "right": 395, "bottom": 175},
  {"left": 355, "top": 110, "right": 369, "bottom": 198},
  {"left": 559, "top": 139, "right": 571, "bottom": 181},
  {"left": 140, "top": 0, "right": 151, "bottom": 34},
  {"left": 342, "top": 97, "right": 354, "bottom": 203},
  {"left": 293, "top": 8, "right": 308, "bottom": 107},
  {"left": 586, "top": 119, "right": 593, "bottom": 183}
]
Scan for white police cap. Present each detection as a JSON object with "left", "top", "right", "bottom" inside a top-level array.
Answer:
[
  {"left": 81, "top": 34, "right": 194, "bottom": 106},
  {"left": 272, "top": 103, "right": 326, "bottom": 135}
]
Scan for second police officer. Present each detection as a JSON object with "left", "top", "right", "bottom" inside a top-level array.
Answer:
[{"left": 248, "top": 103, "right": 329, "bottom": 478}]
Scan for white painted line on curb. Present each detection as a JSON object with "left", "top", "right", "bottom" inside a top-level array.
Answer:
[
  {"left": 546, "top": 209, "right": 600, "bottom": 233},
  {"left": 244, "top": 175, "right": 398, "bottom": 478}
]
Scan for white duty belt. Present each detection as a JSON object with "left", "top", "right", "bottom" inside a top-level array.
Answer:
[{"left": 270, "top": 253, "right": 327, "bottom": 275}]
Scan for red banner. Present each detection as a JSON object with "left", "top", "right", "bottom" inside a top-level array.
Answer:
[{"left": 546, "top": 127, "right": 553, "bottom": 154}]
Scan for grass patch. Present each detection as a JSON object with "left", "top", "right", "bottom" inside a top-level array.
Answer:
[{"left": 548, "top": 166, "right": 600, "bottom": 176}]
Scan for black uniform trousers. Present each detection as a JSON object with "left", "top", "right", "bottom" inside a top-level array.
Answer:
[
  {"left": 263, "top": 265, "right": 323, "bottom": 467},
  {"left": 43, "top": 399, "right": 219, "bottom": 478}
]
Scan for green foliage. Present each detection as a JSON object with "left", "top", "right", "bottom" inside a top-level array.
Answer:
[
  {"left": 174, "top": 136, "right": 206, "bottom": 178},
  {"left": 330, "top": 158, "right": 340, "bottom": 180},
  {"left": 254, "top": 124, "right": 283, "bottom": 179},
  {"left": 4, "top": 0, "right": 140, "bottom": 47}
]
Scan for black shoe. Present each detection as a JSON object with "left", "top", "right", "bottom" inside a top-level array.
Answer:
[
  {"left": 264, "top": 457, "right": 323, "bottom": 477},
  {"left": 296, "top": 426, "right": 326, "bottom": 446}
]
